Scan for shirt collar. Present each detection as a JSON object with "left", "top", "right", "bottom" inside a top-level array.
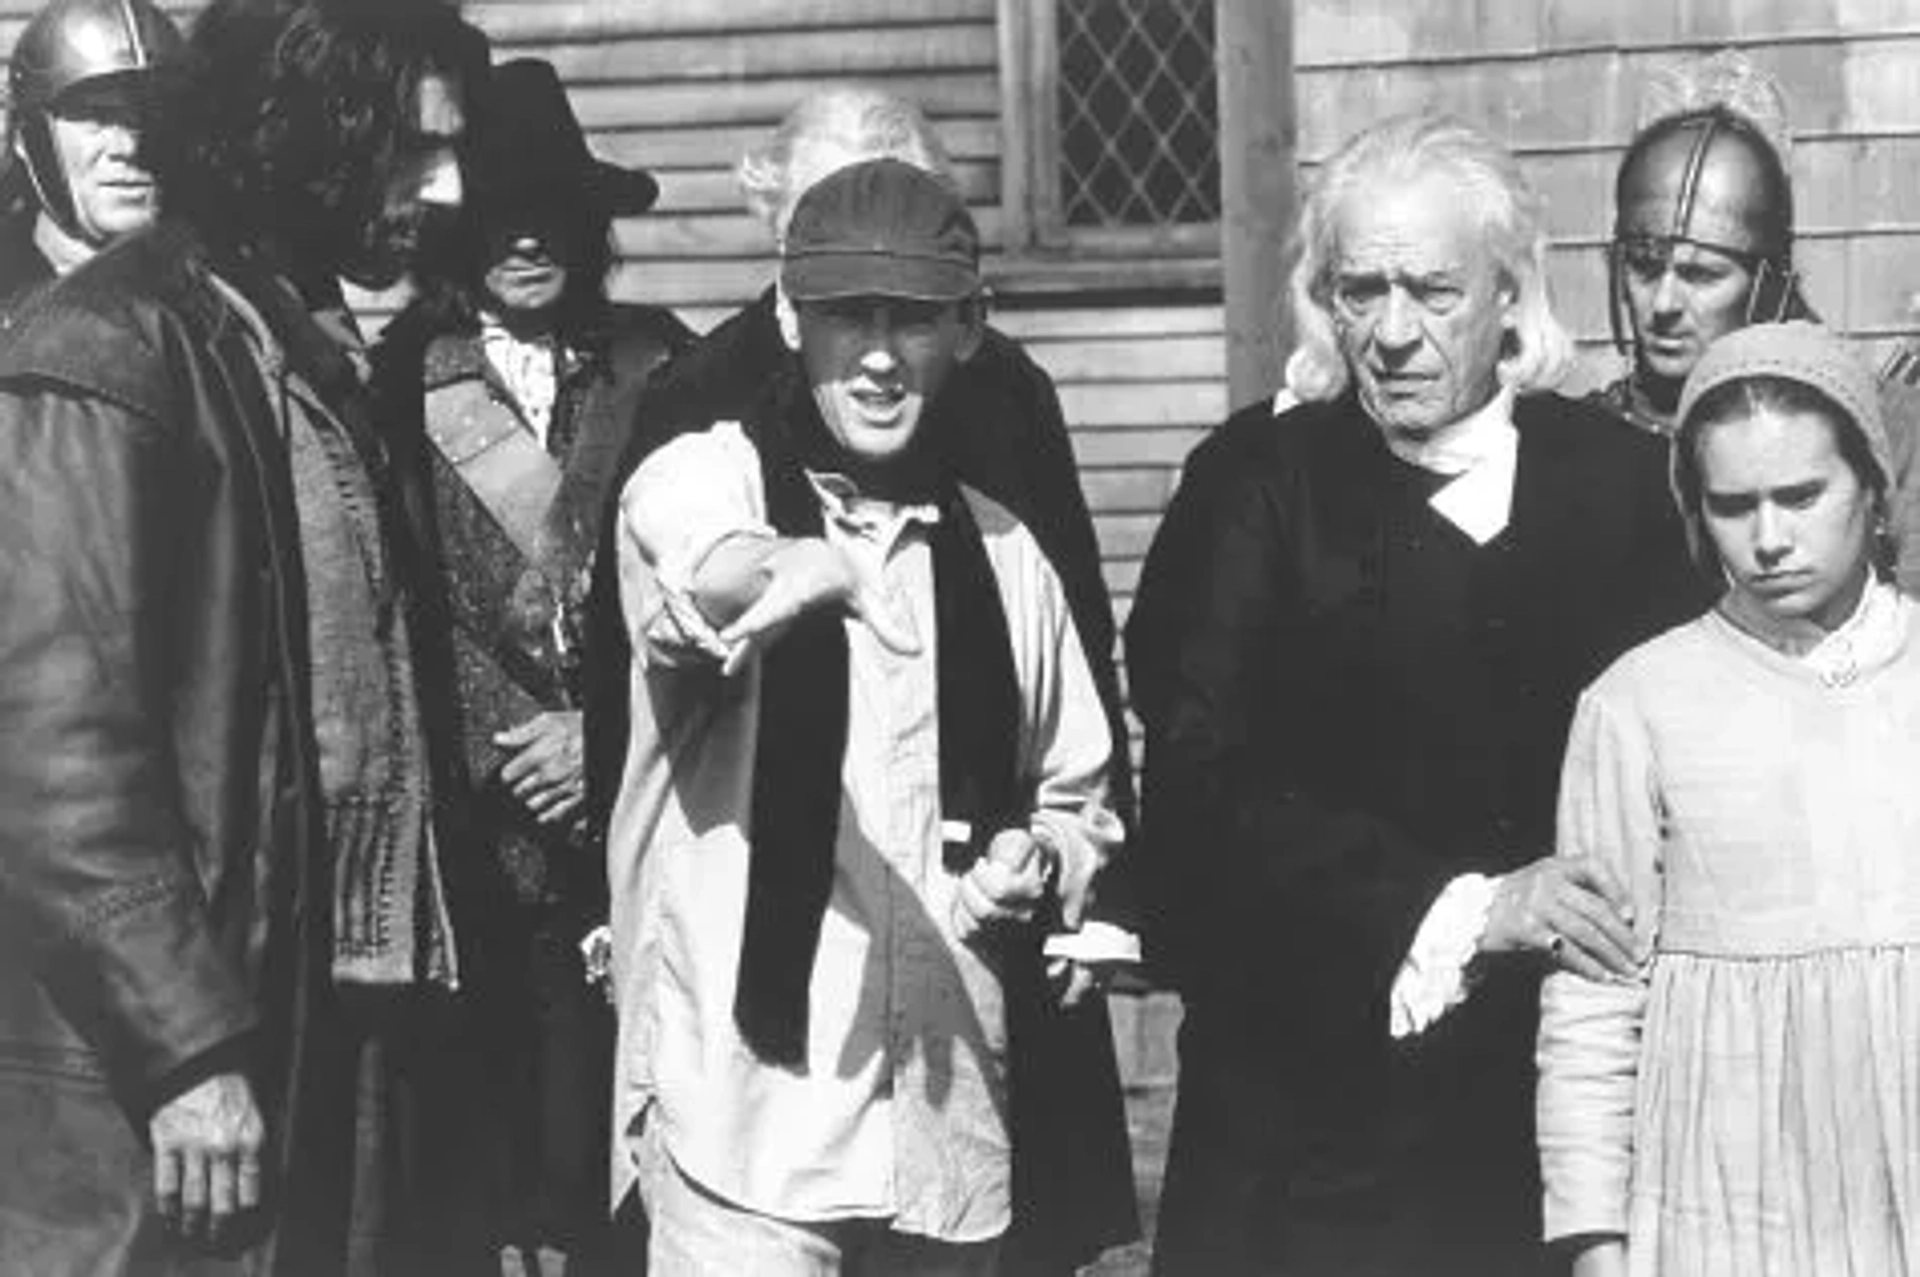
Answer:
[
  {"left": 806, "top": 469, "right": 942, "bottom": 545},
  {"left": 1381, "top": 385, "right": 1517, "bottom": 476},
  {"left": 479, "top": 313, "right": 563, "bottom": 363},
  {"left": 480, "top": 313, "right": 563, "bottom": 430},
  {"left": 1802, "top": 577, "right": 1908, "bottom": 687},
  {"left": 1383, "top": 387, "right": 1520, "bottom": 546}
]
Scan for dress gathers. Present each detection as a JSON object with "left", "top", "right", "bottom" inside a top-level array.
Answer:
[{"left": 1538, "top": 589, "right": 1920, "bottom": 1277}]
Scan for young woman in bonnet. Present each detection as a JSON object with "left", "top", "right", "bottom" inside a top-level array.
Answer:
[{"left": 1537, "top": 322, "right": 1920, "bottom": 1277}]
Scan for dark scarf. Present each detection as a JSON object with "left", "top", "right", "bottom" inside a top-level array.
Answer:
[{"left": 737, "top": 368, "right": 1022, "bottom": 1066}]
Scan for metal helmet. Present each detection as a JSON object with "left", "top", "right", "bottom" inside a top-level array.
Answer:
[
  {"left": 5, "top": 0, "right": 183, "bottom": 239},
  {"left": 8, "top": 0, "right": 184, "bottom": 117},
  {"left": 1608, "top": 106, "right": 1808, "bottom": 353}
]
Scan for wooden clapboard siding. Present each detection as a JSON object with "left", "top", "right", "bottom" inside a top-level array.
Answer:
[
  {"left": 999, "top": 302, "right": 1227, "bottom": 638},
  {"left": 460, "top": 0, "right": 1008, "bottom": 317},
  {"left": 1294, "top": 2, "right": 1920, "bottom": 390}
]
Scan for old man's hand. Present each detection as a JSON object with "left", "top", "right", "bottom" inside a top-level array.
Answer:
[
  {"left": 1481, "top": 853, "right": 1640, "bottom": 983},
  {"left": 150, "top": 1070, "right": 265, "bottom": 1244}
]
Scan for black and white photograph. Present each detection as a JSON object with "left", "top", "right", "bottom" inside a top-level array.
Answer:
[{"left": 1, "top": 2, "right": 1917, "bottom": 1274}]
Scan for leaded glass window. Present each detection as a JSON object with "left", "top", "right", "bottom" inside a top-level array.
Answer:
[{"left": 1055, "top": 0, "right": 1220, "bottom": 229}]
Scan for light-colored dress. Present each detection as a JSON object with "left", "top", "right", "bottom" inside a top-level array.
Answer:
[{"left": 1538, "top": 585, "right": 1920, "bottom": 1277}]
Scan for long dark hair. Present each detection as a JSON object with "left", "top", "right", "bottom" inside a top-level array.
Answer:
[{"left": 141, "top": 0, "right": 488, "bottom": 277}]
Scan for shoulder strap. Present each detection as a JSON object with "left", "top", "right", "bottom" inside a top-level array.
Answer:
[
  {"left": 425, "top": 377, "right": 562, "bottom": 563},
  {"left": 548, "top": 328, "right": 678, "bottom": 562}
]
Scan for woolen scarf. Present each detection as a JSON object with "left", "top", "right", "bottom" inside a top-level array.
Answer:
[{"left": 736, "top": 365, "right": 1021, "bottom": 1066}]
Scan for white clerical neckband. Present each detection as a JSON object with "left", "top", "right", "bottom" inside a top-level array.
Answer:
[{"left": 1384, "top": 387, "right": 1518, "bottom": 546}]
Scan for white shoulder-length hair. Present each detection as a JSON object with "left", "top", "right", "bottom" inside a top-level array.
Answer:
[
  {"left": 1283, "top": 112, "right": 1574, "bottom": 403},
  {"left": 737, "top": 84, "right": 955, "bottom": 240}
]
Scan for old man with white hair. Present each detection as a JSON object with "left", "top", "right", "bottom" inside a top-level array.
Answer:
[{"left": 1127, "top": 112, "right": 1707, "bottom": 1275}]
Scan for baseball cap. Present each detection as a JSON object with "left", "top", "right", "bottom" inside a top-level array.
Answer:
[{"left": 781, "top": 158, "right": 980, "bottom": 303}]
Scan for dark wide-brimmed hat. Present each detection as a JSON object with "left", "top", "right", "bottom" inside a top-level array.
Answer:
[{"left": 468, "top": 57, "right": 659, "bottom": 218}]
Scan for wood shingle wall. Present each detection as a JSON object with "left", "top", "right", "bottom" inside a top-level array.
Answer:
[{"left": 996, "top": 303, "right": 1224, "bottom": 621}]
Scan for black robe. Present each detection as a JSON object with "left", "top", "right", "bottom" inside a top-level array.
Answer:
[{"left": 1127, "top": 390, "right": 1708, "bottom": 1276}]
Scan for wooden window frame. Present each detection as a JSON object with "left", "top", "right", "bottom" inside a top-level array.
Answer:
[{"left": 995, "top": 0, "right": 1222, "bottom": 293}]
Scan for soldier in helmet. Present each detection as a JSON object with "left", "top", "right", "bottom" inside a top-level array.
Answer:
[
  {"left": 1596, "top": 53, "right": 1920, "bottom": 592},
  {"left": 1595, "top": 101, "right": 1814, "bottom": 435},
  {"left": 0, "top": 0, "right": 183, "bottom": 303}
]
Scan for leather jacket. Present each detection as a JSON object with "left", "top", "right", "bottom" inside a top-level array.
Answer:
[
  {"left": 0, "top": 205, "right": 53, "bottom": 313},
  {"left": 0, "top": 222, "right": 325, "bottom": 1275}
]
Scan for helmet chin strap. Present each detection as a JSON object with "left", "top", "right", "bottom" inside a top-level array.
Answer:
[
  {"left": 1607, "top": 239, "right": 1632, "bottom": 356},
  {"left": 1744, "top": 256, "right": 1802, "bottom": 325},
  {"left": 33, "top": 203, "right": 101, "bottom": 275},
  {"left": 16, "top": 115, "right": 88, "bottom": 244}
]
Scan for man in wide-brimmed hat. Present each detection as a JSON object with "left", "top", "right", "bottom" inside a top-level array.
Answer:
[{"left": 372, "top": 55, "right": 693, "bottom": 1277}]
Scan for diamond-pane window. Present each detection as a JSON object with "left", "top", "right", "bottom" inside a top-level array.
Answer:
[{"left": 1056, "top": 0, "right": 1219, "bottom": 228}]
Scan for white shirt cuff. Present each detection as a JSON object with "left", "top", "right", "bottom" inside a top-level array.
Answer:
[
  {"left": 1389, "top": 872, "right": 1497, "bottom": 1039},
  {"left": 1043, "top": 922, "right": 1142, "bottom": 965}
]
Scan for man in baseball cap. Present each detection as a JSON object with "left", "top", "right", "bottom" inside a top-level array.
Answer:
[
  {"left": 772, "top": 156, "right": 986, "bottom": 487},
  {"left": 599, "top": 155, "right": 1129, "bottom": 1273}
]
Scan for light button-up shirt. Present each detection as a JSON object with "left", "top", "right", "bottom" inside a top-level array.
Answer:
[{"left": 605, "top": 422, "right": 1120, "bottom": 1241}]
